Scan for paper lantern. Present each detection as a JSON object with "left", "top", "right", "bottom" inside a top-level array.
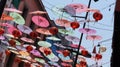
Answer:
[
  {"left": 70, "top": 21, "right": 80, "bottom": 30},
  {"left": 49, "top": 27, "right": 58, "bottom": 35},
  {"left": 93, "top": 12, "right": 103, "bottom": 21}
]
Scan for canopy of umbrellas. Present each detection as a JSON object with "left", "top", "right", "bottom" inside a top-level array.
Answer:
[{"left": 0, "top": 3, "right": 107, "bottom": 67}]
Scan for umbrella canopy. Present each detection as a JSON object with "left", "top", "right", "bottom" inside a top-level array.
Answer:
[
  {"left": 36, "top": 28, "right": 52, "bottom": 35},
  {"left": 17, "top": 25, "right": 32, "bottom": 34},
  {"left": 79, "top": 28, "right": 96, "bottom": 34},
  {"left": 55, "top": 19, "right": 71, "bottom": 27},
  {"left": 65, "top": 35, "right": 80, "bottom": 42},
  {"left": 37, "top": 41, "right": 51, "bottom": 47},
  {"left": 10, "top": 12, "right": 25, "bottom": 25},
  {"left": 46, "top": 36, "right": 61, "bottom": 41},
  {"left": 29, "top": 10, "right": 47, "bottom": 14},
  {"left": 32, "top": 16, "right": 50, "bottom": 27},
  {"left": 4, "top": 8, "right": 22, "bottom": 13},
  {"left": 0, "top": 13, "right": 14, "bottom": 21},
  {"left": 86, "top": 35, "right": 102, "bottom": 41},
  {"left": 20, "top": 37, "right": 34, "bottom": 43}
]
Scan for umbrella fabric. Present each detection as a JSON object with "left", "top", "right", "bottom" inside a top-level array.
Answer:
[
  {"left": 23, "top": 44, "right": 36, "bottom": 50},
  {"left": 37, "top": 41, "right": 51, "bottom": 47},
  {"left": 20, "top": 37, "right": 34, "bottom": 43},
  {"left": 55, "top": 19, "right": 71, "bottom": 27},
  {"left": 29, "top": 10, "right": 47, "bottom": 14},
  {"left": 17, "top": 25, "right": 32, "bottom": 34},
  {"left": 64, "top": 3, "right": 88, "bottom": 16},
  {"left": 65, "top": 35, "right": 80, "bottom": 42},
  {"left": 46, "top": 36, "right": 61, "bottom": 41},
  {"left": 19, "top": 51, "right": 30, "bottom": 57},
  {"left": 70, "top": 44, "right": 85, "bottom": 50},
  {"left": 9, "top": 49, "right": 19, "bottom": 55},
  {"left": 0, "top": 36, "right": 5, "bottom": 40},
  {"left": 58, "top": 29, "right": 73, "bottom": 35},
  {"left": 30, "top": 50, "right": 43, "bottom": 57},
  {"left": 39, "top": 47, "right": 59, "bottom": 62},
  {"left": 0, "top": 14, "right": 14, "bottom": 21},
  {"left": 58, "top": 54, "right": 73, "bottom": 62},
  {"left": 32, "top": 16, "right": 49, "bottom": 27},
  {"left": 79, "top": 28, "right": 96, "bottom": 34},
  {"left": 36, "top": 28, "right": 52, "bottom": 35},
  {"left": 4, "top": 8, "right": 22, "bottom": 13},
  {"left": 86, "top": 35, "right": 102, "bottom": 41},
  {"left": 10, "top": 12, "right": 25, "bottom": 25}
]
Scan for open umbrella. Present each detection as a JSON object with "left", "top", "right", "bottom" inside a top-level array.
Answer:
[
  {"left": 32, "top": 16, "right": 50, "bottom": 27},
  {"left": 30, "top": 50, "right": 43, "bottom": 57},
  {"left": 4, "top": 8, "right": 22, "bottom": 13},
  {"left": 10, "top": 12, "right": 25, "bottom": 25},
  {"left": 29, "top": 10, "right": 47, "bottom": 14},
  {"left": 55, "top": 18, "right": 71, "bottom": 27},
  {"left": 65, "top": 35, "right": 80, "bottom": 42},
  {"left": 36, "top": 28, "right": 52, "bottom": 35},
  {"left": 20, "top": 37, "right": 34, "bottom": 43},
  {"left": 46, "top": 36, "right": 61, "bottom": 41},
  {"left": 79, "top": 28, "right": 96, "bottom": 34},
  {"left": 0, "top": 14, "right": 14, "bottom": 21},
  {"left": 64, "top": 3, "right": 88, "bottom": 16},
  {"left": 37, "top": 41, "right": 51, "bottom": 47},
  {"left": 17, "top": 25, "right": 32, "bottom": 34},
  {"left": 58, "top": 29, "right": 73, "bottom": 35}
]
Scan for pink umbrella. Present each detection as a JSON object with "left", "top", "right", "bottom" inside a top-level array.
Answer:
[
  {"left": 20, "top": 37, "right": 34, "bottom": 43},
  {"left": 65, "top": 35, "right": 80, "bottom": 42},
  {"left": 4, "top": 8, "right": 22, "bottom": 13},
  {"left": 17, "top": 25, "right": 32, "bottom": 34},
  {"left": 55, "top": 19, "right": 71, "bottom": 27},
  {"left": 30, "top": 50, "right": 43, "bottom": 57},
  {"left": 79, "top": 28, "right": 96, "bottom": 34},
  {"left": 86, "top": 35, "right": 102, "bottom": 41},
  {"left": 61, "top": 62, "right": 72, "bottom": 67},
  {"left": 70, "top": 44, "right": 85, "bottom": 50},
  {"left": 0, "top": 36, "right": 5, "bottom": 40},
  {"left": 32, "top": 16, "right": 50, "bottom": 27},
  {"left": 64, "top": 3, "right": 88, "bottom": 15},
  {"left": 36, "top": 28, "right": 52, "bottom": 35}
]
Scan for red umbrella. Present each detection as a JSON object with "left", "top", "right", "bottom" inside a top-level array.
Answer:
[{"left": 32, "top": 16, "right": 50, "bottom": 27}]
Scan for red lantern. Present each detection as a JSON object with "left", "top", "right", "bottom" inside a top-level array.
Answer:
[
  {"left": 29, "top": 31, "right": 38, "bottom": 39},
  {"left": 95, "top": 53, "right": 102, "bottom": 60},
  {"left": 8, "top": 39, "right": 16, "bottom": 47},
  {"left": 26, "top": 45, "right": 33, "bottom": 52},
  {"left": 0, "top": 28, "right": 4, "bottom": 35},
  {"left": 44, "top": 49, "right": 51, "bottom": 56},
  {"left": 81, "top": 50, "right": 88, "bottom": 56},
  {"left": 80, "top": 61, "right": 87, "bottom": 66},
  {"left": 5, "top": 50, "right": 11, "bottom": 56},
  {"left": 62, "top": 50, "right": 70, "bottom": 57},
  {"left": 25, "top": 63, "right": 31, "bottom": 67},
  {"left": 70, "top": 21, "right": 80, "bottom": 30},
  {"left": 49, "top": 27, "right": 58, "bottom": 35},
  {"left": 93, "top": 12, "right": 103, "bottom": 21},
  {"left": 14, "top": 58, "right": 21, "bottom": 63},
  {"left": 12, "top": 30, "right": 21, "bottom": 37}
]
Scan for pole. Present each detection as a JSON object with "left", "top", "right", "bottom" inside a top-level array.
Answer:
[
  {"left": 73, "top": 0, "right": 92, "bottom": 67},
  {"left": 0, "top": 0, "right": 7, "bottom": 18}
]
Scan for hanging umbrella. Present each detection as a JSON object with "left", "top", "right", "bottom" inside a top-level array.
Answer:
[
  {"left": 9, "top": 49, "right": 19, "bottom": 55},
  {"left": 19, "top": 51, "right": 30, "bottom": 57},
  {"left": 0, "top": 14, "right": 14, "bottom": 21},
  {"left": 35, "top": 58, "right": 46, "bottom": 64},
  {"left": 4, "top": 8, "right": 22, "bottom": 13},
  {"left": 9, "top": 12, "right": 25, "bottom": 25},
  {"left": 61, "top": 62, "right": 72, "bottom": 67},
  {"left": 29, "top": 10, "right": 47, "bottom": 14},
  {"left": 58, "top": 29, "right": 73, "bottom": 35},
  {"left": 39, "top": 47, "right": 59, "bottom": 62},
  {"left": 0, "top": 36, "right": 5, "bottom": 40},
  {"left": 20, "top": 37, "right": 34, "bottom": 43},
  {"left": 37, "top": 41, "right": 51, "bottom": 47},
  {"left": 46, "top": 36, "right": 61, "bottom": 41},
  {"left": 23, "top": 44, "right": 36, "bottom": 50},
  {"left": 79, "top": 28, "right": 96, "bottom": 34},
  {"left": 65, "top": 35, "right": 80, "bottom": 42},
  {"left": 32, "top": 16, "right": 50, "bottom": 27},
  {"left": 86, "top": 35, "right": 102, "bottom": 41},
  {"left": 70, "top": 44, "right": 85, "bottom": 50},
  {"left": 64, "top": 3, "right": 88, "bottom": 16},
  {"left": 17, "top": 25, "right": 32, "bottom": 34},
  {"left": 55, "top": 18, "right": 71, "bottom": 27},
  {"left": 30, "top": 50, "right": 43, "bottom": 57},
  {"left": 36, "top": 28, "right": 52, "bottom": 35}
]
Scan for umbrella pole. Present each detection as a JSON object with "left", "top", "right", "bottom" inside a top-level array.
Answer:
[{"left": 73, "top": 0, "right": 92, "bottom": 67}]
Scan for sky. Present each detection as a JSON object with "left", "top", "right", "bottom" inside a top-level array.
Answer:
[{"left": 41, "top": 0, "right": 116, "bottom": 67}]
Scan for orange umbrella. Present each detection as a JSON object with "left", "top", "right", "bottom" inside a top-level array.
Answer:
[
  {"left": 55, "top": 19, "right": 71, "bottom": 27},
  {"left": 36, "top": 28, "right": 52, "bottom": 35},
  {"left": 0, "top": 14, "right": 14, "bottom": 21}
]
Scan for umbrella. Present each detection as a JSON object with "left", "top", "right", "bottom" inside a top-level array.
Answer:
[
  {"left": 79, "top": 28, "right": 96, "bottom": 34},
  {"left": 9, "top": 49, "right": 19, "bottom": 55},
  {"left": 64, "top": 3, "right": 88, "bottom": 16},
  {"left": 46, "top": 36, "right": 61, "bottom": 41},
  {"left": 86, "top": 35, "right": 102, "bottom": 41},
  {"left": 65, "top": 35, "right": 80, "bottom": 42},
  {"left": 35, "top": 58, "right": 46, "bottom": 64},
  {"left": 58, "top": 54, "right": 73, "bottom": 62},
  {"left": 29, "top": 10, "right": 47, "bottom": 14},
  {"left": 55, "top": 19, "right": 71, "bottom": 27},
  {"left": 58, "top": 29, "right": 73, "bottom": 35},
  {"left": 10, "top": 12, "right": 25, "bottom": 25},
  {"left": 36, "top": 28, "right": 52, "bottom": 35},
  {"left": 0, "top": 36, "right": 5, "bottom": 40},
  {"left": 4, "top": 8, "right": 22, "bottom": 13},
  {"left": 51, "top": 5, "right": 72, "bottom": 18},
  {"left": 37, "top": 41, "right": 51, "bottom": 47},
  {"left": 16, "top": 45, "right": 26, "bottom": 51},
  {"left": 70, "top": 44, "right": 85, "bottom": 50},
  {"left": 32, "top": 16, "right": 50, "bottom": 27},
  {"left": 23, "top": 44, "right": 36, "bottom": 50},
  {"left": 19, "top": 51, "right": 30, "bottom": 57},
  {"left": 17, "top": 25, "right": 32, "bottom": 34},
  {"left": 20, "top": 37, "right": 34, "bottom": 43},
  {"left": 30, "top": 50, "right": 43, "bottom": 57},
  {"left": 61, "top": 62, "right": 72, "bottom": 67},
  {"left": 39, "top": 47, "right": 59, "bottom": 62},
  {"left": 0, "top": 14, "right": 14, "bottom": 21}
]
